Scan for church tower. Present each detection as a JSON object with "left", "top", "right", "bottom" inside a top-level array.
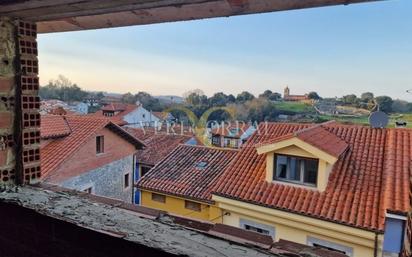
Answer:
[{"left": 284, "top": 86, "right": 290, "bottom": 97}]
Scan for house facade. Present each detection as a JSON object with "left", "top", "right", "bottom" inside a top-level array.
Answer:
[
  {"left": 211, "top": 121, "right": 411, "bottom": 257},
  {"left": 137, "top": 145, "right": 237, "bottom": 221},
  {"left": 93, "top": 102, "right": 161, "bottom": 127},
  {"left": 40, "top": 115, "right": 144, "bottom": 203},
  {"left": 210, "top": 123, "right": 256, "bottom": 148}
]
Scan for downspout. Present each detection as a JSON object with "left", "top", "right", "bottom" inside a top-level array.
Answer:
[{"left": 373, "top": 232, "right": 378, "bottom": 257}]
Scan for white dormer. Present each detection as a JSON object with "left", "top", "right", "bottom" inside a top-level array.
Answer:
[{"left": 256, "top": 124, "right": 348, "bottom": 192}]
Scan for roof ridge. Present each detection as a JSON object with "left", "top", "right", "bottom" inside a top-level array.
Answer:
[
  {"left": 176, "top": 143, "right": 239, "bottom": 152},
  {"left": 62, "top": 116, "right": 73, "bottom": 135},
  {"left": 293, "top": 120, "right": 336, "bottom": 136}
]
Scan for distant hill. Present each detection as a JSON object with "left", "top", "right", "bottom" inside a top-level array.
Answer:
[{"left": 155, "top": 95, "right": 184, "bottom": 104}]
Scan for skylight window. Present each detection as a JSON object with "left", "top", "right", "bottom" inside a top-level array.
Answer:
[{"left": 196, "top": 161, "right": 208, "bottom": 169}]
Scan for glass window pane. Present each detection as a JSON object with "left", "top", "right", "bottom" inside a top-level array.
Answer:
[
  {"left": 288, "top": 157, "right": 300, "bottom": 181},
  {"left": 303, "top": 159, "right": 318, "bottom": 185},
  {"left": 275, "top": 155, "right": 287, "bottom": 179}
]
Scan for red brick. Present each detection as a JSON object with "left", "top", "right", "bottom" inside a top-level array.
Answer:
[
  {"left": 0, "top": 112, "right": 12, "bottom": 129},
  {"left": 0, "top": 77, "right": 14, "bottom": 93},
  {"left": 0, "top": 150, "right": 7, "bottom": 166}
]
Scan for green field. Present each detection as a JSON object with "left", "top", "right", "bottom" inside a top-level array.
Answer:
[
  {"left": 274, "top": 101, "right": 315, "bottom": 113},
  {"left": 319, "top": 113, "right": 412, "bottom": 128},
  {"left": 272, "top": 101, "right": 412, "bottom": 128},
  {"left": 318, "top": 115, "right": 369, "bottom": 125}
]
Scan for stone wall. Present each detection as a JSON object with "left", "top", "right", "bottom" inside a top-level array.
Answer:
[{"left": 60, "top": 155, "right": 134, "bottom": 203}]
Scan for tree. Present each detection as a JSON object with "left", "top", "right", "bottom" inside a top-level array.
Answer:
[
  {"left": 341, "top": 94, "right": 359, "bottom": 105},
  {"left": 268, "top": 92, "right": 282, "bottom": 101},
  {"left": 259, "top": 90, "right": 273, "bottom": 99},
  {"left": 391, "top": 99, "right": 411, "bottom": 113},
  {"left": 360, "top": 92, "right": 374, "bottom": 102},
  {"left": 226, "top": 94, "right": 236, "bottom": 103},
  {"left": 244, "top": 98, "right": 277, "bottom": 122},
  {"left": 259, "top": 90, "right": 281, "bottom": 101},
  {"left": 308, "top": 91, "right": 321, "bottom": 100},
  {"left": 121, "top": 92, "right": 137, "bottom": 104},
  {"left": 40, "top": 75, "right": 87, "bottom": 102},
  {"left": 184, "top": 89, "right": 208, "bottom": 106},
  {"left": 236, "top": 91, "right": 255, "bottom": 103},
  {"left": 135, "top": 91, "right": 162, "bottom": 111},
  {"left": 209, "top": 92, "right": 229, "bottom": 107},
  {"left": 375, "top": 95, "right": 393, "bottom": 113}
]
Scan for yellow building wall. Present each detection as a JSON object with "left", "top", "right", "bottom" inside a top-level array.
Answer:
[
  {"left": 141, "top": 190, "right": 216, "bottom": 221},
  {"left": 274, "top": 145, "right": 317, "bottom": 158},
  {"left": 214, "top": 195, "right": 383, "bottom": 257}
]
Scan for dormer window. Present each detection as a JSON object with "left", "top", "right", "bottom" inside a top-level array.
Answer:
[{"left": 274, "top": 154, "right": 318, "bottom": 186}]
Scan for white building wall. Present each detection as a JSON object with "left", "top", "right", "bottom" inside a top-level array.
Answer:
[{"left": 123, "top": 106, "right": 161, "bottom": 127}]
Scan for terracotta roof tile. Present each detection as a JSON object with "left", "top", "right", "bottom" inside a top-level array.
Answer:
[
  {"left": 213, "top": 122, "right": 412, "bottom": 231},
  {"left": 138, "top": 145, "right": 238, "bottom": 203},
  {"left": 91, "top": 103, "right": 139, "bottom": 125},
  {"left": 41, "top": 115, "right": 71, "bottom": 139},
  {"left": 127, "top": 127, "right": 194, "bottom": 166}
]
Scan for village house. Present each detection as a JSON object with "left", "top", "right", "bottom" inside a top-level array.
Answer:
[
  {"left": 40, "top": 115, "right": 144, "bottom": 203},
  {"left": 210, "top": 121, "right": 410, "bottom": 257},
  {"left": 126, "top": 127, "right": 199, "bottom": 204},
  {"left": 92, "top": 102, "right": 163, "bottom": 127},
  {"left": 209, "top": 123, "right": 256, "bottom": 148},
  {"left": 40, "top": 99, "right": 86, "bottom": 115},
  {"left": 137, "top": 145, "right": 237, "bottom": 221}
]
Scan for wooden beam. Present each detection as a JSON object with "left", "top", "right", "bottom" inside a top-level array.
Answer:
[
  {"left": 2, "top": 0, "right": 208, "bottom": 21},
  {"left": 0, "top": 0, "right": 386, "bottom": 33}
]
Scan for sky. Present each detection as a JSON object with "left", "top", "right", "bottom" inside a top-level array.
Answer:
[{"left": 38, "top": 0, "right": 412, "bottom": 100}]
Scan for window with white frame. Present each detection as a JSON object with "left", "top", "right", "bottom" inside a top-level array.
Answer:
[
  {"left": 239, "top": 219, "right": 275, "bottom": 238},
  {"left": 307, "top": 236, "right": 353, "bottom": 257},
  {"left": 274, "top": 154, "right": 318, "bottom": 186}
]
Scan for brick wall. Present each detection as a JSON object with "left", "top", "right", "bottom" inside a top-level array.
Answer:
[
  {"left": 47, "top": 127, "right": 136, "bottom": 182},
  {"left": 0, "top": 202, "right": 175, "bottom": 257},
  {"left": 0, "top": 18, "right": 40, "bottom": 185}
]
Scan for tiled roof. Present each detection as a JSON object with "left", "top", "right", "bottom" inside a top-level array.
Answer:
[
  {"left": 41, "top": 115, "right": 71, "bottom": 139},
  {"left": 258, "top": 122, "right": 348, "bottom": 158},
  {"left": 152, "top": 111, "right": 169, "bottom": 120},
  {"left": 101, "top": 103, "right": 128, "bottom": 111},
  {"left": 126, "top": 125, "right": 196, "bottom": 140},
  {"left": 213, "top": 122, "right": 412, "bottom": 232},
  {"left": 138, "top": 145, "right": 238, "bottom": 203},
  {"left": 41, "top": 115, "right": 144, "bottom": 178},
  {"left": 127, "top": 127, "right": 194, "bottom": 166},
  {"left": 91, "top": 103, "right": 138, "bottom": 125}
]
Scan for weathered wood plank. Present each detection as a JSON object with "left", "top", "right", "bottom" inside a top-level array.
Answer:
[
  {"left": 1, "top": 0, "right": 203, "bottom": 20},
  {"left": 37, "top": 0, "right": 384, "bottom": 33},
  {"left": 0, "top": 1, "right": 84, "bottom": 12},
  {"left": 0, "top": 0, "right": 386, "bottom": 33}
]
